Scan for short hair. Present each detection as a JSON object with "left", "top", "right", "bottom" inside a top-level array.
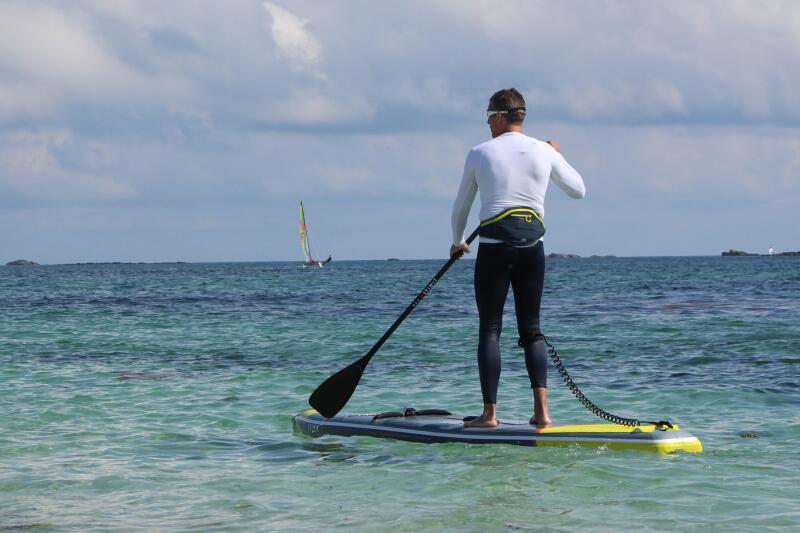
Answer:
[{"left": 489, "top": 88, "right": 526, "bottom": 124}]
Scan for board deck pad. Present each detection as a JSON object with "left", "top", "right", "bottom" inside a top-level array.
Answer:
[{"left": 293, "top": 409, "right": 702, "bottom": 454}]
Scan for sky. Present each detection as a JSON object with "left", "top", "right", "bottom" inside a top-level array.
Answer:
[{"left": 1, "top": 0, "right": 798, "bottom": 263}]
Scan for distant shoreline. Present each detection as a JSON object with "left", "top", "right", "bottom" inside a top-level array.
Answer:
[
  {"left": 5, "top": 254, "right": 800, "bottom": 266},
  {"left": 65, "top": 261, "right": 187, "bottom": 265},
  {"left": 4, "top": 260, "right": 186, "bottom": 266},
  {"left": 721, "top": 249, "right": 800, "bottom": 257}
]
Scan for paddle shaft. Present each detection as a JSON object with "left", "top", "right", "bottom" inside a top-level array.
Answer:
[{"left": 355, "top": 227, "right": 479, "bottom": 369}]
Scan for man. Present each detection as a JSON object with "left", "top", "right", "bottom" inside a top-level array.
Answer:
[{"left": 450, "top": 88, "right": 585, "bottom": 428}]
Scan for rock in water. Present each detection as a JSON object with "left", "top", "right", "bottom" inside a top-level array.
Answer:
[
  {"left": 6, "top": 259, "right": 39, "bottom": 266},
  {"left": 721, "top": 249, "right": 756, "bottom": 256}
]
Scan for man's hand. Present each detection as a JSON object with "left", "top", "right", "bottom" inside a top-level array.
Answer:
[
  {"left": 546, "top": 140, "right": 561, "bottom": 153},
  {"left": 450, "top": 243, "right": 470, "bottom": 259}
]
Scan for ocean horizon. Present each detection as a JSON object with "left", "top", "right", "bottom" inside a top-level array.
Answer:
[{"left": 6, "top": 251, "right": 798, "bottom": 266}]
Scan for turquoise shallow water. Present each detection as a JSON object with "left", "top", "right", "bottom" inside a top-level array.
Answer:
[{"left": 1, "top": 257, "right": 799, "bottom": 531}]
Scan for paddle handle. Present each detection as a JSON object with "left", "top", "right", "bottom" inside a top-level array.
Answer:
[{"left": 356, "top": 227, "right": 480, "bottom": 368}]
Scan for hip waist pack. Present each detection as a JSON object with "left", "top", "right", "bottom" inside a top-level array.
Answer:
[{"left": 479, "top": 206, "right": 545, "bottom": 247}]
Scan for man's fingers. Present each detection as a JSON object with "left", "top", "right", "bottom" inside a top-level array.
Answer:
[{"left": 450, "top": 244, "right": 470, "bottom": 259}]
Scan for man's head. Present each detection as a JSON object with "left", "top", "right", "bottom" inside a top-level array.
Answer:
[{"left": 487, "top": 88, "right": 526, "bottom": 137}]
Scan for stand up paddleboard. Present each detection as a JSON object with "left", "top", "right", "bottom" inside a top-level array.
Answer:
[
  {"left": 303, "top": 229, "right": 702, "bottom": 455},
  {"left": 294, "top": 408, "right": 702, "bottom": 454}
]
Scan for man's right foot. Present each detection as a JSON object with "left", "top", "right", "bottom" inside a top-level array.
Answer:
[{"left": 529, "top": 415, "right": 552, "bottom": 427}]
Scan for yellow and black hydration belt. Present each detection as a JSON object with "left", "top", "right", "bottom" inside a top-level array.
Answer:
[{"left": 479, "top": 206, "right": 545, "bottom": 247}]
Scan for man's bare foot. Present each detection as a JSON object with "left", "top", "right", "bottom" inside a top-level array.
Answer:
[
  {"left": 464, "top": 415, "right": 498, "bottom": 428},
  {"left": 529, "top": 415, "right": 552, "bottom": 427},
  {"left": 531, "top": 388, "right": 551, "bottom": 427}
]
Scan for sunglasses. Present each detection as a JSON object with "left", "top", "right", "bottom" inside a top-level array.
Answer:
[{"left": 486, "top": 109, "right": 510, "bottom": 119}]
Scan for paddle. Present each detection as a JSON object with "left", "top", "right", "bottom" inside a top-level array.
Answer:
[{"left": 309, "top": 227, "right": 480, "bottom": 418}]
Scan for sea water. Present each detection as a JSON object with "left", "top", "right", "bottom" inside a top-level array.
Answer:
[{"left": 1, "top": 257, "right": 798, "bottom": 531}]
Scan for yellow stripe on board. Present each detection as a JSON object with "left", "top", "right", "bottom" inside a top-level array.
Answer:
[
  {"left": 535, "top": 438, "right": 703, "bottom": 454},
  {"left": 536, "top": 423, "right": 677, "bottom": 434}
]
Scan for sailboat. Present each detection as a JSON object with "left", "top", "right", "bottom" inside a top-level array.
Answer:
[{"left": 299, "top": 201, "right": 332, "bottom": 268}]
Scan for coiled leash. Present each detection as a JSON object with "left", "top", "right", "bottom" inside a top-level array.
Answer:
[{"left": 523, "top": 333, "right": 673, "bottom": 429}]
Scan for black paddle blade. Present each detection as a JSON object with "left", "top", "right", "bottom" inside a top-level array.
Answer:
[{"left": 309, "top": 363, "right": 364, "bottom": 418}]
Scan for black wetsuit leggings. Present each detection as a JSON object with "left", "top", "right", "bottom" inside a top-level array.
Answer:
[{"left": 474, "top": 241, "right": 547, "bottom": 404}]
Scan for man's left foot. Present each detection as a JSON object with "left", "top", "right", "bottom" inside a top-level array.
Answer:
[{"left": 464, "top": 415, "right": 498, "bottom": 428}]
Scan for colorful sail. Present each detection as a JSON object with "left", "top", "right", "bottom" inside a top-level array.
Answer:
[{"left": 299, "top": 202, "right": 313, "bottom": 263}]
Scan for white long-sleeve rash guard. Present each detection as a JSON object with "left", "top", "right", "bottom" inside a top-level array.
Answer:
[{"left": 451, "top": 131, "right": 586, "bottom": 246}]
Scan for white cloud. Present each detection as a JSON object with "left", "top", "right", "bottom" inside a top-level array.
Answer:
[
  {"left": 420, "top": 0, "right": 800, "bottom": 123},
  {"left": 383, "top": 78, "right": 473, "bottom": 117},
  {"left": 541, "top": 123, "right": 800, "bottom": 206},
  {"left": 549, "top": 80, "right": 688, "bottom": 122},
  {"left": 0, "top": 83, "right": 55, "bottom": 121},
  {"left": 249, "top": 129, "right": 470, "bottom": 200},
  {"left": 0, "top": 1, "right": 798, "bottom": 259},
  {"left": 262, "top": 2, "right": 323, "bottom": 75},
  {"left": 0, "top": 2, "right": 140, "bottom": 98},
  {"left": 0, "top": 130, "right": 137, "bottom": 205},
  {"left": 317, "top": 165, "right": 375, "bottom": 193},
  {"left": 259, "top": 90, "right": 374, "bottom": 125},
  {"left": 3, "top": 0, "right": 800, "bottom": 131}
]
